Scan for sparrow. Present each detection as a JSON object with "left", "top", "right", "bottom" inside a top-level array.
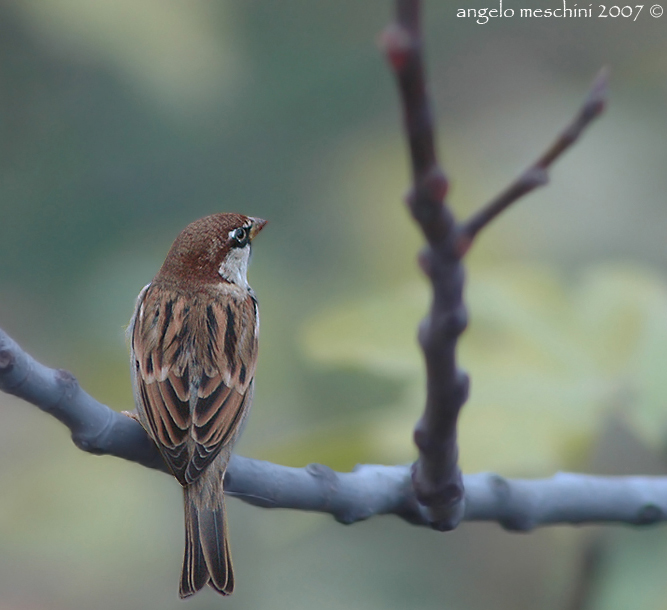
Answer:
[{"left": 127, "top": 212, "right": 266, "bottom": 598}]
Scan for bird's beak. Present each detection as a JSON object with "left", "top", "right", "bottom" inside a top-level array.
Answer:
[{"left": 249, "top": 218, "right": 268, "bottom": 240}]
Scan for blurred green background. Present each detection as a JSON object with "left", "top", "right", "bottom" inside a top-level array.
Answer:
[{"left": 1, "top": 1, "right": 667, "bottom": 608}]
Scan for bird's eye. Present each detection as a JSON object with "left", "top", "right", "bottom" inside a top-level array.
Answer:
[{"left": 232, "top": 227, "right": 248, "bottom": 245}]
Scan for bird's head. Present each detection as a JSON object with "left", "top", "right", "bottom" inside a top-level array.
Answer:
[{"left": 155, "top": 213, "right": 267, "bottom": 289}]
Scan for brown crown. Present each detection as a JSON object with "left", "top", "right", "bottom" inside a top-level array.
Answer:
[{"left": 154, "top": 213, "right": 266, "bottom": 286}]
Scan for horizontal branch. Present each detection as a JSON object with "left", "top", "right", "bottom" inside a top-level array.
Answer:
[
  {"left": 232, "top": 460, "right": 667, "bottom": 530},
  {"left": 464, "top": 472, "right": 667, "bottom": 530},
  {"left": 0, "top": 327, "right": 168, "bottom": 473},
  {"left": 2, "top": 325, "right": 666, "bottom": 530}
]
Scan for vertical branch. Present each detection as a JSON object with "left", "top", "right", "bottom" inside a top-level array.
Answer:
[
  {"left": 380, "top": 0, "right": 468, "bottom": 530},
  {"left": 379, "top": 0, "right": 605, "bottom": 531}
]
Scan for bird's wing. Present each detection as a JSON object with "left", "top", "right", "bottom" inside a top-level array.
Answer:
[{"left": 131, "top": 285, "right": 258, "bottom": 485}]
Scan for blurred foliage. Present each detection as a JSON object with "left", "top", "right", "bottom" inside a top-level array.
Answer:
[
  {"left": 1, "top": 0, "right": 667, "bottom": 609},
  {"left": 302, "top": 263, "right": 667, "bottom": 474}
]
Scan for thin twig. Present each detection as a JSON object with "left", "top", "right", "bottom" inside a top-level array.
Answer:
[{"left": 456, "top": 68, "right": 609, "bottom": 256}]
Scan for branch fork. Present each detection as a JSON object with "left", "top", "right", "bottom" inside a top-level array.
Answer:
[{"left": 381, "top": 0, "right": 608, "bottom": 529}]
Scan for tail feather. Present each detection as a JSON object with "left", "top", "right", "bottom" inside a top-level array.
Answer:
[
  {"left": 179, "top": 490, "right": 209, "bottom": 598},
  {"left": 180, "top": 487, "right": 234, "bottom": 598},
  {"left": 199, "top": 497, "right": 234, "bottom": 594},
  {"left": 205, "top": 529, "right": 234, "bottom": 595}
]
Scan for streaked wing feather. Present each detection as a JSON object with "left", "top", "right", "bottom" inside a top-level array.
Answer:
[
  {"left": 185, "top": 391, "right": 248, "bottom": 483},
  {"left": 133, "top": 286, "right": 257, "bottom": 486}
]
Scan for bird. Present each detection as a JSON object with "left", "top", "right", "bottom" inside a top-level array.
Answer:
[{"left": 127, "top": 212, "right": 266, "bottom": 597}]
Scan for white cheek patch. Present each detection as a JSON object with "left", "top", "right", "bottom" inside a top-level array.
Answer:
[{"left": 218, "top": 244, "right": 251, "bottom": 288}]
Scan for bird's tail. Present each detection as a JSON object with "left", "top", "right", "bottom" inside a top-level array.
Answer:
[{"left": 179, "top": 485, "right": 234, "bottom": 598}]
